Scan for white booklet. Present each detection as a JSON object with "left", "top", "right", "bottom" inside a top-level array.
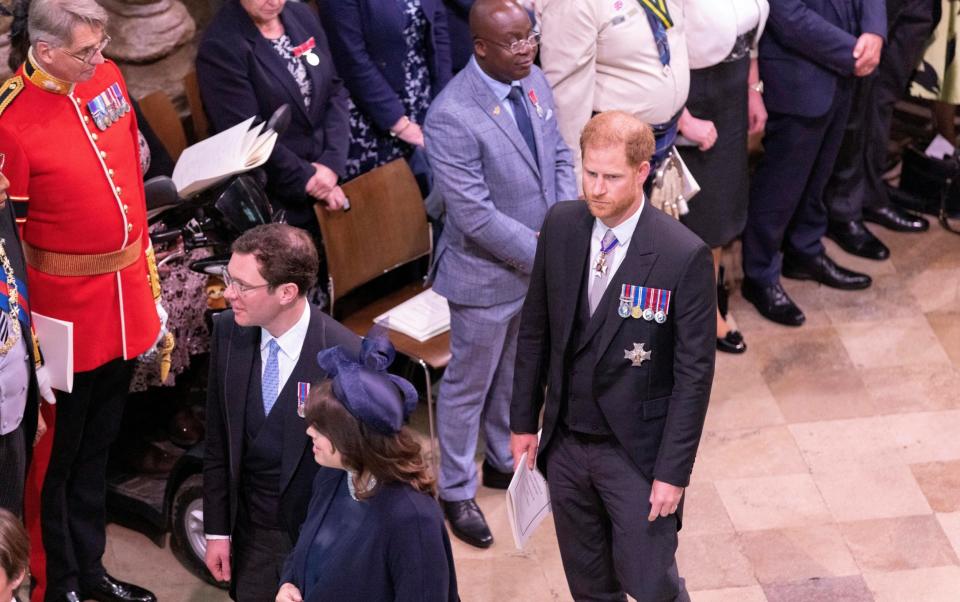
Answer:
[
  {"left": 172, "top": 116, "right": 278, "bottom": 197},
  {"left": 505, "top": 452, "right": 552, "bottom": 550},
  {"left": 373, "top": 288, "right": 450, "bottom": 342},
  {"left": 32, "top": 312, "right": 74, "bottom": 393}
]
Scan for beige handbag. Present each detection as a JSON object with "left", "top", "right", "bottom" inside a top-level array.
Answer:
[{"left": 648, "top": 147, "right": 700, "bottom": 219}]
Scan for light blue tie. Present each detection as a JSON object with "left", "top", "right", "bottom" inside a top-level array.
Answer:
[{"left": 262, "top": 339, "right": 281, "bottom": 416}]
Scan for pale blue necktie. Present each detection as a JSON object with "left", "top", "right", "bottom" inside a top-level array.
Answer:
[{"left": 262, "top": 339, "right": 281, "bottom": 416}]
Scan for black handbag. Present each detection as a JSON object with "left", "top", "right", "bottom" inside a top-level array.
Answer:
[{"left": 895, "top": 145, "right": 960, "bottom": 233}]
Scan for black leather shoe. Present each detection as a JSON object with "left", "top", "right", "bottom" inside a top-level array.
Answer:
[
  {"left": 481, "top": 459, "right": 513, "bottom": 490},
  {"left": 58, "top": 593, "right": 82, "bottom": 602},
  {"left": 82, "top": 574, "right": 157, "bottom": 602},
  {"left": 442, "top": 498, "right": 493, "bottom": 549},
  {"left": 782, "top": 252, "right": 872, "bottom": 290},
  {"left": 827, "top": 220, "right": 890, "bottom": 260},
  {"left": 716, "top": 330, "right": 747, "bottom": 353},
  {"left": 863, "top": 205, "right": 930, "bottom": 232},
  {"left": 742, "top": 279, "right": 805, "bottom": 326}
]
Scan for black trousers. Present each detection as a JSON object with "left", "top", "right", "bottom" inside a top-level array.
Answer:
[
  {"left": 42, "top": 358, "right": 133, "bottom": 600},
  {"left": 0, "top": 422, "right": 25, "bottom": 516},
  {"left": 231, "top": 516, "right": 293, "bottom": 602},
  {"left": 824, "top": 0, "right": 937, "bottom": 221},
  {"left": 546, "top": 426, "right": 689, "bottom": 602}
]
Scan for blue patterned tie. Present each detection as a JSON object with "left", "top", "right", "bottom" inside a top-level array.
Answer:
[
  {"left": 262, "top": 339, "right": 281, "bottom": 416},
  {"left": 506, "top": 86, "right": 538, "bottom": 163},
  {"left": 641, "top": 8, "right": 671, "bottom": 67}
]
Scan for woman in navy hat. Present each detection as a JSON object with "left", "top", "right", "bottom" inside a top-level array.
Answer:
[{"left": 276, "top": 331, "right": 458, "bottom": 602}]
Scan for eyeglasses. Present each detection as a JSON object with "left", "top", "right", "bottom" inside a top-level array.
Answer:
[
  {"left": 58, "top": 35, "right": 111, "bottom": 65},
  {"left": 479, "top": 32, "right": 541, "bottom": 55},
  {"left": 223, "top": 270, "right": 270, "bottom": 296}
]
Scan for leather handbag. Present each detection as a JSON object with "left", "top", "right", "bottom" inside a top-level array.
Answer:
[{"left": 895, "top": 145, "right": 960, "bottom": 234}]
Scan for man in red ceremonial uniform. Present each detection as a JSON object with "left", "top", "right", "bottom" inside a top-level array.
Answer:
[{"left": 0, "top": 1, "right": 167, "bottom": 601}]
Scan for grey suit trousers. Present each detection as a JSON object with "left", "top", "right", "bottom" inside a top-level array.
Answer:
[
  {"left": 437, "top": 298, "right": 524, "bottom": 501},
  {"left": 0, "top": 423, "right": 25, "bottom": 516},
  {"left": 547, "top": 427, "right": 689, "bottom": 602}
]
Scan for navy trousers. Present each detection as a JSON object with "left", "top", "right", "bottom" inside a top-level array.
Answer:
[
  {"left": 742, "top": 80, "right": 854, "bottom": 285},
  {"left": 824, "top": 0, "right": 937, "bottom": 221}
]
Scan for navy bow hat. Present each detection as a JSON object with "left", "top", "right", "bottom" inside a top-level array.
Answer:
[{"left": 316, "top": 328, "right": 418, "bottom": 435}]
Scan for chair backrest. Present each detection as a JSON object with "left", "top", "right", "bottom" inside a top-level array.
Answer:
[
  {"left": 183, "top": 71, "right": 209, "bottom": 141},
  {"left": 316, "top": 159, "right": 432, "bottom": 311},
  {"left": 137, "top": 90, "right": 187, "bottom": 162}
]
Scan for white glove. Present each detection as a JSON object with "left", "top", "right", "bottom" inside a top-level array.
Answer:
[
  {"left": 35, "top": 362, "right": 57, "bottom": 405},
  {"left": 142, "top": 301, "right": 170, "bottom": 359}
]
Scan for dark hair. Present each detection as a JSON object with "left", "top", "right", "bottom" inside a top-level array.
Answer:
[
  {"left": 305, "top": 381, "right": 435, "bottom": 498},
  {"left": 0, "top": 509, "right": 29, "bottom": 586},
  {"left": 231, "top": 224, "right": 318, "bottom": 296}
]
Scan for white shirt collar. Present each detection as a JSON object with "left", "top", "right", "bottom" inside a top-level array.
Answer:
[
  {"left": 260, "top": 300, "right": 311, "bottom": 360},
  {"left": 592, "top": 196, "right": 645, "bottom": 246}
]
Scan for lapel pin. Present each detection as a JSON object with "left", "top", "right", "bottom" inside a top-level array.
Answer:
[{"left": 297, "top": 382, "right": 310, "bottom": 418}]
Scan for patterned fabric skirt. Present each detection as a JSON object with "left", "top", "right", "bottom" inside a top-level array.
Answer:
[
  {"left": 912, "top": 0, "right": 960, "bottom": 104},
  {"left": 129, "top": 245, "right": 211, "bottom": 392}
]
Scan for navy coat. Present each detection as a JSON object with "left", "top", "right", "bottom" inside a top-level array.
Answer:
[
  {"left": 281, "top": 469, "right": 459, "bottom": 602},
  {"left": 760, "top": 0, "right": 886, "bottom": 117},
  {"left": 316, "top": 0, "right": 453, "bottom": 132},
  {"left": 197, "top": 0, "right": 350, "bottom": 226}
]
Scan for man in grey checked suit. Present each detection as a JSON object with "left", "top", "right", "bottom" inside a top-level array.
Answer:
[{"left": 424, "top": 0, "right": 577, "bottom": 548}]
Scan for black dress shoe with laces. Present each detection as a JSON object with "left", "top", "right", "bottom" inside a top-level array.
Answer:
[
  {"left": 481, "top": 459, "right": 513, "bottom": 490},
  {"left": 716, "top": 330, "right": 747, "bottom": 354},
  {"left": 82, "top": 574, "right": 157, "bottom": 602},
  {"left": 742, "top": 279, "right": 805, "bottom": 326},
  {"left": 863, "top": 205, "right": 929, "bottom": 232},
  {"left": 442, "top": 498, "right": 494, "bottom": 548},
  {"left": 782, "top": 252, "right": 872, "bottom": 290},
  {"left": 827, "top": 220, "right": 890, "bottom": 260}
]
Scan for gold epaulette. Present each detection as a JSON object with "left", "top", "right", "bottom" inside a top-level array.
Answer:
[{"left": 0, "top": 76, "right": 24, "bottom": 118}]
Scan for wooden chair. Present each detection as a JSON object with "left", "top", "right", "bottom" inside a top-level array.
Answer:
[
  {"left": 183, "top": 71, "right": 209, "bottom": 141},
  {"left": 137, "top": 90, "right": 187, "bottom": 162},
  {"left": 315, "top": 159, "right": 449, "bottom": 468}
]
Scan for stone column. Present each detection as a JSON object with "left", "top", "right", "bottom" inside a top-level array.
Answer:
[
  {"left": 98, "top": 0, "right": 196, "bottom": 64},
  {"left": 0, "top": 16, "right": 12, "bottom": 80}
]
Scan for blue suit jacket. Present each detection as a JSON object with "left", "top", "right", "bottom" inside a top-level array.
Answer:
[
  {"left": 197, "top": 0, "right": 350, "bottom": 225},
  {"left": 281, "top": 470, "right": 459, "bottom": 602},
  {"left": 425, "top": 62, "right": 577, "bottom": 307},
  {"left": 317, "top": 0, "right": 453, "bottom": 132},
  {"left": 761, "top": 0, "right": 887, "bottom": 117}
]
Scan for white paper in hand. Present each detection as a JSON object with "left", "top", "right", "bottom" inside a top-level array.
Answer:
[{"left": 505, "top": 452, "right": 551, "bottom": 550}]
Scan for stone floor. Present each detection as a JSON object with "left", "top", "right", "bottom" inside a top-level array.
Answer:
[{"left": 95, "top": 220, "right": 960, "bottom": 601}]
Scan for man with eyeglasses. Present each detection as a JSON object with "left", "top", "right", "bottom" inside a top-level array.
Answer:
[
  {"left": 203, "top": 224, "right": 359, "bottom": 602},
  {"left": 0, "top": 1, "right": 170, "bottom": 601},
  {"left": 424, "top": 0, "right": 576, "bottom": 549}
]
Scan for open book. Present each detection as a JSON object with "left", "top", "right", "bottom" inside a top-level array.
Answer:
[
  {"left": 172, "top": 116, "right": 278, "bottom": 197},
  {"left": 373, "top": 288, "right": 450, "bottom": 342}
]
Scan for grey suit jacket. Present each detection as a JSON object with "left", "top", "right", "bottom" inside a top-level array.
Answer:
[{"left": 425, "top": 61, "right": 577, "bottom": 307}]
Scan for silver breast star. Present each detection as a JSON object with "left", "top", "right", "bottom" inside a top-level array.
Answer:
[{"left": 624, "top": 342, "right": 652, "bottom": 367}]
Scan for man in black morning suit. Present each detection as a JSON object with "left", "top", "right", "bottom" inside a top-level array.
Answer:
[
  {"left": 202, "top": 224, "right": 359, "bottom": 602},
  {"left": 511, "top": 112, "right": 715, "bottom": 602}
]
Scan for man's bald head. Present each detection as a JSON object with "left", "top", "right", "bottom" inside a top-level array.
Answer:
[
  {"left": 469, "top": 0, "right": 536, "bottom": 83},
  {"left": 469, "top": 0, "right": 528, "bottom": 39}
]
